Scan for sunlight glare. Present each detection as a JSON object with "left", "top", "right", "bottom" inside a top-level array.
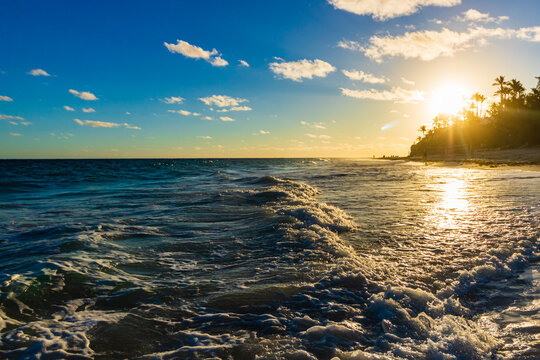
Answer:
[{"left": 429, "top": 84, "right": 471, "bottom": 118}]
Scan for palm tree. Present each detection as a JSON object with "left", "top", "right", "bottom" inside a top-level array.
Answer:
[
  {"left": 418, "top": 125, "right": 427, "bottom": 137},
  {"left": 492, "top": 76, "right": 507, "bottom": 104},
  {"left": 472, "top": 93, "right": 487, "bottom": 117},
  {"left": 508, "top": 79, "right": 525, "bottom": 103}
]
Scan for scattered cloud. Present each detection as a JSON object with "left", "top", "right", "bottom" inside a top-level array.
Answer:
[
  {"left": 197, "top": 135, "right": 212, "bottom": 139},
  {"left": 328, "top": 0, "right": 461, "bottom": 21},
  {"left": 220, "top": 116, "right": 235, "bottom": 122},
  {"left": 82, "top": 107, "right": 95, "bottom": 113},
  {"left": 69, "top": 89, "right": 98, "bottom": 100},
  {"left": 306, "top": 133, "right": 331, "bottom": 139},
  {"left": 401, "top": 77, "right": 415, "bottom": 85},
  {"left": 238, "top": 60, "right": 250, "bottom": 67},
  {"left": 64, "top": 105, "right": 75, "bottom": 111},
  {"left": 458, "top": 9, "right": 509, "bottom": 23},
  {"left": 9, "top": 132, "right": 21, "bottom": 136},
  {"left": 202, "top": 116, "right": 213, "bottom": 120},
  {"left": 342, "top": 70, "right": 388, "bottom": 83},
  {"left": 269, "top": 58, "right": 336, "bottom": 81},
  {"left": 217, "top": 106, "right": 252, "bottom": 112},
  {"left": 300, "top": 121, "right": 327, "bottom": 129},
  {"left": 28, "top": 68, "right": 50, "bottom": 76},
  {"left": 74, "top": 119, "right": 119, "bottom": 128},
  {"left": 0, "top": 114, "right": 24, "bottom": 120},
  {"left": 169, "top": 109, "right": 192, "bottom": 116},
  {"left": 345, "top": 26, "right": 539, "bottom": 62},
  {"left": 259, "top": 130, "right": 270, "bottom": 134},
  {"left": 164, "top": 39, "right": 228, "bottom": 66},
  {"left": 340, "top": 87, "right": 425, "bottom": 103},
  {"left": 199, "top": 95, "right": 248, "bottom": 107},
  {"left": 0, "top": 95, "right": 13, "bottom": 101},
  {"left": 123, "top": 123, "right": 141, "bottom": 130},
  {"left": 162, "top": 96, "right": 184, "bottom": 104}
]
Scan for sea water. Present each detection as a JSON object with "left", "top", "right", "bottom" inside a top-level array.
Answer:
[{"left": 0, "top": 159, "right": 538, "bottom": 359}]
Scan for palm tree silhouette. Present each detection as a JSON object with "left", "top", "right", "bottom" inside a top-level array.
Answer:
[
  {"left": 492, "top": 76, "right": 507, "bottom": 104},
  {"left": 418, "top": 125, "right": 427, "bottom": 137},
  {"left": 471, "top": 93, "right": 487, "bottom": 117},
  {"left": 508, "top": 79, "right": 525, "bottom": 103}
]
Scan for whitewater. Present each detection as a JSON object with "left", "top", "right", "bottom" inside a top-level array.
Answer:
[{"left": 0, "top": 158, "right": 538, "bottom": 359}]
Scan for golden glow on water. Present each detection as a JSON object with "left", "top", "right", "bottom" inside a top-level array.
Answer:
[{"left": 441, "top": 178, "right": 469, "bottom": 211}]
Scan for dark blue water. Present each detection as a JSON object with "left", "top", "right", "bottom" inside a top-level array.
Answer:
[{"left": 0, "top": 159, "right": 539, "bottom": 359}]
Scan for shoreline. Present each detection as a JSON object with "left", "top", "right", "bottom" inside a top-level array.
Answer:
[{"left": 380, "top": 147, "right": 540, "bottom": 170}]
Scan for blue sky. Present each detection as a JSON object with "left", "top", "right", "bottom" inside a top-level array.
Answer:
[{"left": 1, "top": 0, "right": 539, "bottom": 158}]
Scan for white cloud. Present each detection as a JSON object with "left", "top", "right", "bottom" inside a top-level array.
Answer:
[
  {"left": 199, "top": 95, "right": 248, "bottom": 107},
  {"left": 354, "top": 26, "right": 525, "bottom": 62},
  {"left": 28, "top": 69, "right": 50, "bottom": 76},
  {"left": 123, "top": 123, "right": 141, "bottom": 130},
  {"left": 0, "top": 95, "right": 13, "bottom": 101},
  {"left": 239, "top": 60, "right": 250, "bottom": 67},
  {"left": 342, "top": 70, "right": 388, "bottom": 83},
  {"left": 164, "top": 39, "right": 228, "bottom": 66},
  {"left": 340, "top": 87, "right": 425, "bottom": 103},
  {"left": 202, "top": 116, "right": 213, "bottom": 120},
  {"left": 69, "top": 89, "right": 98, "bottom": 100},
  {"left": 517, "top": 26, "right": 540, "bottom": 42},
  {"left": 197, "top": 135, "right": 212, "bottom": 139},
  {"left": 301, "top": 121, "right": 327, "bottom": 129},
  {"left": 401, "top": 77, "right": 415, "bottom": 85},
  {"left": 217, "top": 105, "right": 252, "bottom": 112},
  {"left": 64, "top": 105, "right": 75, "bottom": 111},
  {"left": 82, "top": 107, "right": 95, "bottom": 113},
  {"left": 0, "top": 114, "right": 24, "bottom": 120},
  {"left": 192, "top": 112, "right": 201, "bottom": 116},
  {"left": 168, "top": 109, "right": 192, "bottom": 116},
  {"left": 328, "top": 0, "right": 461, "bottom": 21},
  {"left": 209, "top": 56, "right": 228, "bottom": 67},
  {"left": 259, "top": 130, "right": 270, "bottom": 134},
  {"left": 220, "top": 116, "right": 235, "bottom": 122},
  {"left": 269, "top": 59, "right": 336, "bottom": 81},
  {"left": 459, "top": 9, "right": 508, "bottom": 23},
  {"left": 74, "top": 119, "right": 119, "bottom": 128},
  {"left": 9, "top": 133, "right": 21, "bottom": 136},
  {"left": 162, "top": 96, "right": 184, "bottom": 104},
  {"left": 306, "top": 133, "right": 331, "bottom": 139}
]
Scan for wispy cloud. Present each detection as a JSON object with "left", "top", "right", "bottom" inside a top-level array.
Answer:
[
  {"left": 64, "top": 105, "right": 75, "bottom": 111},
  {"left": 74, "top": 119, "right": 119, "bottom": 128},
  {"left": 28, "top": 68, "right": 50, "bottom": 76},
  {"left": 202, "top": 116, "right": 213, "bottom": 120},
  {"left": 0, "top": 114, "right": 24, "bottom": 120},
  {"left": 340, "top": 87, "right": 425, "bottom": 103},
  {"left": 219, "top": 116, "right": 235, "bottom": 122},
  {"left": 69, "top": 89, "right": 98, "bottom": 100},
  {"left": 343, "top": 26, "right": 540, "bottom": 62},
  {"left": 238, "top": 60, "right": 250, "bottom": 67},
  {"left": 259, "top": 130, "right": 270, "bottom": 134},
  {"left": 342, "top": 70, "right": 388, "bottom": 83},
  {"left": 458, "top": 9, "right": 509, "bottom": 23},
  {"left": 401, "top": 77, "right": 415, "bottom": 85},
  {"left": 199, "top": 95, "right": 248, "bottom": 107},
  {"left": 123, "top": 123, "right": 141, "bottom": 130},
  {"left": 9, "top": 132, "right": 21, "bottom": 136},
  {"left": 0, "top": 95, "right": 13, "bottom": 101},
  {"left": 168, "top": 109, "right": 192, "bottom": 116},
  {"left": 164, "top": 39, "right": 228, "bottom": 66},
  {"left": 82, "top": 107, "right": 95, "bottom": 113},
  {"left": 162, "top": 96, "right": 184, "bottom": 104},
  {"left": 300, "top": 121, "right": 327, "bottom": 129},
  {"left": 306, "top": 133, "right": 331, "bottom": 139},
  {"left": 197, "top": 135, "right": 212, "bottom": 139},
  {"left": 269, "top": 58, "right": 336, "bottom": 81},
  {"left": 328, "top": 0, "right": 461, "bottom": 21},
  {"left": 217, "top": 106, "right": 252, "bottom": 112}
]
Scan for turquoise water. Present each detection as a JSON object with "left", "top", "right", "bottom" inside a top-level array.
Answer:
[{"left": 0, "top": 159, "right": 538, "bottom": 359}]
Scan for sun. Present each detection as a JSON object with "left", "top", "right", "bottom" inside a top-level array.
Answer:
[{"left": 429, "top": 84, "right": 471, "bottom": 118}]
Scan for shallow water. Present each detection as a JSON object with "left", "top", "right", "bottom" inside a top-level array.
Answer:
[{"left": 0, "top": 159, "right": 538, "bottom": 359}]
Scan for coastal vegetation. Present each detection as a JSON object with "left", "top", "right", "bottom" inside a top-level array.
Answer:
[{"left": 410, "top": 76, "right": 540, "bottom": 158}]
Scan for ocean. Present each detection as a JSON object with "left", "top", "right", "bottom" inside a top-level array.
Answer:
[{"left": 0, "top": 159, "right": 538, "bottom": 359}]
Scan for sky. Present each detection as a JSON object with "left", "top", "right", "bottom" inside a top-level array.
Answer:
[{"left": 1, "top": 0, "right": 539, "bottom": 158}]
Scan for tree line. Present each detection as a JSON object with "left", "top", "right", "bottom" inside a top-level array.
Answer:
[{"left": 410, "top": 75, "right": 540, "bottom": 157}]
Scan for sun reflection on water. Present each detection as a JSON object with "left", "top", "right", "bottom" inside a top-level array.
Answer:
[{"left": 441, "top": 178, "right": 469, "bottom": 211}]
